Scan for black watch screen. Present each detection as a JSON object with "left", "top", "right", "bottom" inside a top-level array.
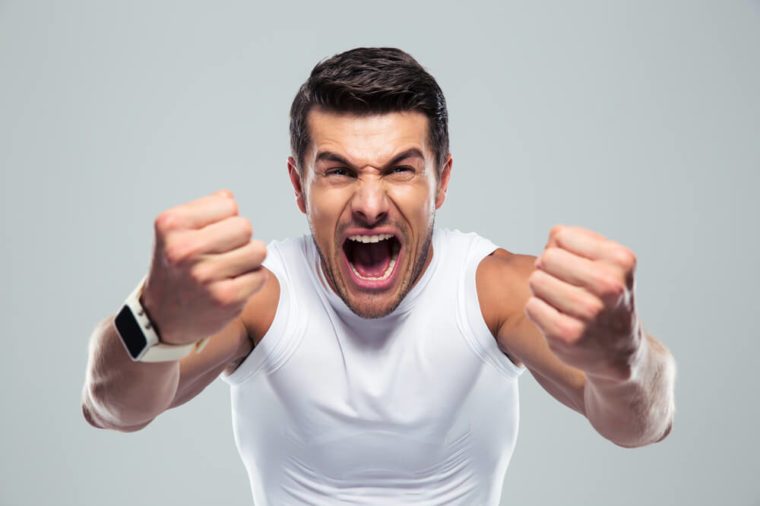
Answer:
[{"left": 115, "top": 305, "right": 148, "bottom": 360}]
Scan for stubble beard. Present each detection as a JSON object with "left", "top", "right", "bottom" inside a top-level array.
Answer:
[{"left": 313, "top": 217, "right": 436, "bottom": 319}]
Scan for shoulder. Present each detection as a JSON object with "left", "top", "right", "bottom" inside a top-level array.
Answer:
[
  {"left": 222, "top": 264, "right": 281, "bottom": 375},
  {"left": 240, "top": 233, "right": 314, "bottom": 345},
  {"left": 477, "top": 247, "right": 536, "bottom": 280},
  {"left": 474, "top": 245, "right": 588, "bottom": 412},
  {"left": 241, "top": 267, "right": 281, "bottom": 345},
  {"left": 476, "top": 248, "right": 537, "bottom": 364},
  {"left": 476, "top": 248, "right": 538, "bottom": 320},
  {"left": 221, "top": 267, "right": 280, "bottom": 375}
]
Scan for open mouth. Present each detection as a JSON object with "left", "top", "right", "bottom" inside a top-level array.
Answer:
[{"left": 342, "top": 233, "right": 402, "bottom": 287}]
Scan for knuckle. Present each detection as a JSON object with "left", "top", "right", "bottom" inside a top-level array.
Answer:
[
  {"left": 558, "top": 318, "right": 584, "bottom": 341},
  {"left": 527, "top": 270, "right": 542, "bottom": 290},
  {"left": 155, "top": 211, "right": 182, "bottom": 234},
  {"left": 543, "top": 247, "right": 561, "bottom": 263},
  {"left": 208, "top": 287, "right": 230, "bottom": 309},
  {"left": 580, "top": 297, "right": 604, "bottom": 320},
  {"left": 616, "top": 249, "right": 637, "bottom": 270},
  {"left": 164, "top": 239, "right": 195, "bottom": 266},
  {"left": 595, "top": 271, "right": 624, "bottom": 297},
  {"left": 163, "top": 244, "right": 184, "bottom": 265},
  {"left": 236, "top": 217, "right": 253, "bottom": 240},
  {"left": 523, "top": 297, "right": 536, "bottom": 316},
  {"left": 224, "top": 196, "right": 240, "bottom": 216},
  {"left": 211, "top": 193, "right": 239, "bottom": 218},
  {"left": 250, "top": 240, "right": 267, "bottom": 260},
  {"left": 189, "top": 263, "right": 212, "bottom": 285},
  {"left": 209, "top": 283, "right": 240, "bottom": 309}
]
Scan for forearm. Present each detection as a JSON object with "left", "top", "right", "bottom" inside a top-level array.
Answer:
[
  {"left": 81, "top": 316, "right": 179, "bottom": 431},
  {"left": 584, "top": 332, "right": 676, "bottom": 448}
]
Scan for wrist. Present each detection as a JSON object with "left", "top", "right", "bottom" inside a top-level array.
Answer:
[
  {"left": 139, "top": 276, "right": 171, "bottom": 343},
  {"left": 114, "top": 276, "right": 209, "bottom": 362},
  {"left": 586, "top": 328, "right": 650, "bottom": 388}
]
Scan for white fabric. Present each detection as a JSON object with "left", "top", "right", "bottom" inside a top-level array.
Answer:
[{"left": 222, "top": 227, "right": 526, "bottom": 505}]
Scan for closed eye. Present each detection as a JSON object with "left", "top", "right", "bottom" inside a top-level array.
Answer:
[
  {"left": 324, "top": 167, "right": 354, "bottom": 178},
  {"left": 385, "top": 166, "right": 417, "bottom": 180}
]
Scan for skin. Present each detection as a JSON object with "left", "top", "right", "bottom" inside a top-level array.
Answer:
[
  {"left": 286, "top": 108, "right": 451, "bottom": 318},
  {"left": 478, "top": 229, "right": 676, "bottom": 447},
  {"left": 82, "top": 109, "right": 675, "bottom": 449}
]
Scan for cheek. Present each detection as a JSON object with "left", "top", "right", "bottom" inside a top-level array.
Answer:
[
  {"left": 389, "top": 183, "right": 435, "bottom": 221},
  {"left": 306, "top": 187, "right": 350, "bottom": 231}
]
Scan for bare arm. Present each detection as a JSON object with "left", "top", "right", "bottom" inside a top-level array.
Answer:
[
  {"left": 81, "top": 190, "right": 274, "bottom": 431},
  {"left": 479, "top": 243, "right": 675, "bottom": 448},
  {"left": 81, "top": 314, "right": 247, "bottom": 432},
  {"left": 168, "top": 267, "right": 279, "bottom": 409},
  {"left": 82, "top": 316, "right": 177, "bottom": 431},
  {"left": 478, "top": 250, "right": 589, "bottom": 417},
  {"left": 82, "top": 269, "right": 278, "bottom": 431},
  {"left": 583, "top": 331, "right": 676, "bottom": 447}
]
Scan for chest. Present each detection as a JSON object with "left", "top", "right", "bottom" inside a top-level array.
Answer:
[{"left": 263, "top": 301, "right": 493, "bottom": 471}]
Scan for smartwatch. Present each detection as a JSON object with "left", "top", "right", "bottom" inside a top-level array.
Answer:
[{"left": 114, "top": 277, "right": 209, "bottom": 362}]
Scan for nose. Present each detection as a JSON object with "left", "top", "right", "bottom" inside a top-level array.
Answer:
[{"left": 350, "top": 176, "right": 389, "bottom": 226}]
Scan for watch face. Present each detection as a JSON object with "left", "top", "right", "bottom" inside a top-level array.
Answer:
[{"left": 115, "top": 305, "right": 148, "bottom": 360}]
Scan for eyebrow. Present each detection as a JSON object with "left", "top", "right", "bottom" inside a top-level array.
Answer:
[{"left": 314, "top": 148, "right": 426, "bottom": 169}]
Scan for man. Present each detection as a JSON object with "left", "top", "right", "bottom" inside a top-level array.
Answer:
[{"left": 81, "top": 47, "right": 676, "bottom": 505}]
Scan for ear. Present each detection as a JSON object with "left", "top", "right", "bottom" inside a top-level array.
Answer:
[
  {"left": 434, "top": 154, "right": 453, "bottom": 209},
  {"left": 287, "top": 156, "right": 307, "bottom": 214}
]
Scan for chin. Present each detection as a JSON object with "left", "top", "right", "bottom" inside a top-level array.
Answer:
[
  {"left": 343, "top": 294, "right": 403, "bottom": 319},
  {"left": 313, "top": 220, "right": 435, "bottom": 319}
]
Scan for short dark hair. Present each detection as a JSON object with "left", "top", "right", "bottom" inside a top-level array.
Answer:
[{"left": 289, "top": 47, "right": 449, "bottom": 175}]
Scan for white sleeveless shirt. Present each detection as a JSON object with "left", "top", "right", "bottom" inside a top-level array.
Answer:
[{"left": 221, "top": 227, "right": 526, "bottom": 505}]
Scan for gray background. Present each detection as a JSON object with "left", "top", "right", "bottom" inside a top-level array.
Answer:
[{"left": 1, "top": 0, "right": 758, "bottom": 505}]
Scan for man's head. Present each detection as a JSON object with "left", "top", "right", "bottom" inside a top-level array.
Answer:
[
  {"left": 289, "top": 47, "right": 449, "bottom": 177},
  {"left": 286, "top": 47, "right": 452, "bottom": 319}
]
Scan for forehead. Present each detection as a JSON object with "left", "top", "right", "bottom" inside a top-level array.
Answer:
[{"left": 306, "top": 108, "right": 431, "bottom": 166}]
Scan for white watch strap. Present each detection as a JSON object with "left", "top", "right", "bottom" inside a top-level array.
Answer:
[
  {"left": 139, "top": 342, "right": 197, "bottom": 363},
  {"left": 126, "top": 276, "right": 209, "bottom": 363}
]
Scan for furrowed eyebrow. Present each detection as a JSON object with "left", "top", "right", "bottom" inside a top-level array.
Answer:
[
  {"left": 314, "top": 151, "right": 352, "bottom": 166},
  {"left": 385, "top": 148, "right": 425, "bottom": 168},
  {"left": 314, "top": 148, "right": 426, "bottom": 169}
]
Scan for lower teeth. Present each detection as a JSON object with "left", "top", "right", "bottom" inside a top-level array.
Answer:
[{"left": 351, "top": 254, "right": 397, "bottom": 281}]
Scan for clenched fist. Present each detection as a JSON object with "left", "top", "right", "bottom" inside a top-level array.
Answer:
[
  {"left": 140, "top": 190, "right": 267, "bottom": 346},
  {"left": 525, "top": 225, "right": 643, "bottom": 382}
]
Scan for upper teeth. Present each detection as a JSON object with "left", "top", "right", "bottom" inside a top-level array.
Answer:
[{"left": 348, "top": 234, "right": 393, "bottom": 244}]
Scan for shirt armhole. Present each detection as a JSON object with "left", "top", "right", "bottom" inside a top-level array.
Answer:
[
  {"left": 221, "top": 241, "right": 295, "bottom": 386},
  {"left": 456, "top": 235, "right": 527, "bottom": 380}
]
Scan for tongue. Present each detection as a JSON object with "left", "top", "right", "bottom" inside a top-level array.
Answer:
[{"left": 353, "top": 241, "right": 392, "bottom": 278}]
